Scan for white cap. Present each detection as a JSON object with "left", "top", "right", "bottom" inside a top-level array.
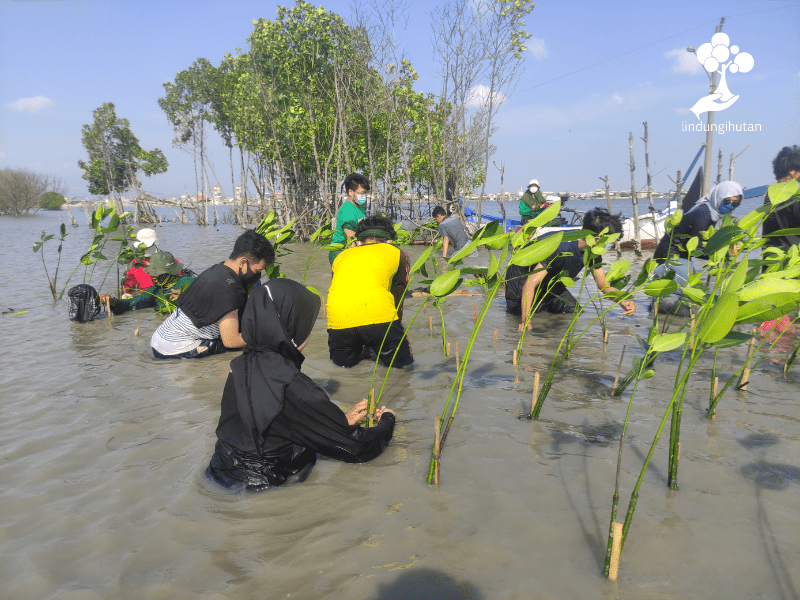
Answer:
[
  {"left": 528, "top": 179, "right": 539, "bottom": 188},
  {"left": 134, "top": 228, "right": 158, "bottom": 255}
]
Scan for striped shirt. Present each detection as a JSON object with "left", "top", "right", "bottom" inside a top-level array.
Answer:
[{"left": 151, "top": 308, "right": 221, "bottom": 356}]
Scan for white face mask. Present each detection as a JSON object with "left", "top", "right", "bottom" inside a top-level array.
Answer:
[{"left": 355, "top": 193, "right": 368, "bottom": 206}]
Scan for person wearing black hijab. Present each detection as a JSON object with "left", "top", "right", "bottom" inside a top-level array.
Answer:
[{"left": 207, "top": 279, "right": 396, "bottom": 491}]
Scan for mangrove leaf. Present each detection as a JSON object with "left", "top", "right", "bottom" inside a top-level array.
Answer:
[{"left": 697, "top": 292, "right": 739, "bottom": 345}]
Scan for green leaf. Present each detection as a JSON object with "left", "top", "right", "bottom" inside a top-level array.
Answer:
[
  {"left": 430, "top": 269, "right": 462, "bottom": 297},
  {"left": 526, "top": 200, "right": 561, "bottom": 228},
  {"left": 642, "top": 370, "right": 655, "bottom": 379},
  {"left": 722, "top": 257, "right": 749, "bottom": 293},
  {"left": 643, "top": 279, "right": 679, "bottom": 297},
  {"left": 767, "top": 179, "right": 799, "bottom": 205},
  {"left": 448, "top": 238, "right": 482, "bottom": 263},
  {"left": 704, "top": 225, "right": 744, "bottom": 257},
  {"left": 478, "top": 233, "right": 510, "bottom": 250},
  {"left": 736, "top": 293, "right": 799, "bottom": 323},
  {"left": 686, "top": 236, "right": 698, "bottom": 254},
  {"left": 33, "top": 242, "right": 42, "bottom": 253},
  {"left": 762, "top": 264, "right": 800, "bottom": 280},
  {"left": 681, "top": 286, "right": 706, "bottom": 304},
  {"left": 60, "top": 223, "right": 67, "bottom": 236},
  {"left": 697, "top": 292, "right": 739, "bottom": 345},
  {"left": 711, "top": 331, "right": 754, "bottom": 348},
  {"left": 509, "top": 232, "right": 563, "bottom": 267},
  {"left": 650, "top": 332, "right": 687, "bottom": 353},
  {"left": 634, "top": 258, "right": 656, "bottom": 287},
  {"left": 410, "top": 246, "right": 433, "bottom": 274},
  {"left": 739, "top": 278, "right": 800, "bottom": 302},
  {"left": 488, "top": 251, "right": 500, "bottom": 279},
  {"left": 763, "top": 228, "right": 800, "bottom": 238},
  {"left": 738, "top": 205, "right": 771, "bottom": 231},
  {"left": 305, "top": 285, "right": 321, "bottom": 297}
]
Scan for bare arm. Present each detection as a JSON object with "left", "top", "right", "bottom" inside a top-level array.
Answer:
[
  {"left": 219, "top": 309, "right": 246, "bottom": 348},
  {"left": 442, "top": 235, "right": 450, "bottom": 258},
  {"left": 519, "top": 263, "right": 546, "bottom": 331},
  {"left": 344, "top": 228, "right": 356, "bottom": 242},
  {"left": 592, "top": 268, "right": 636, "bottom": 315}
]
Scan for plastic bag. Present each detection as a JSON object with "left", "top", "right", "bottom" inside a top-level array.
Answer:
[{"left": 68, "top": 284, "right": 101, "bottom": 322}]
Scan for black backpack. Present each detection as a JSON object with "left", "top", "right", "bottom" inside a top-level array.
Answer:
[{"left": 68, "top": 284, "right": 101, "bottom": 322}]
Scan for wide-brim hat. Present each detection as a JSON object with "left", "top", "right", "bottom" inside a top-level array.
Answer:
[
  {"left": 528, "top": 179, "right": 539, "bottom": 188},
  {"left": 134, "top": 228, "right": 158, "bottom": 254},
  {"left": 145, "top": 252, "right": 183, "bottom": 276}
]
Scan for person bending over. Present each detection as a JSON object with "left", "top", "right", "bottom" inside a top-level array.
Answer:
[
  {"left": 327, "top": 215, "right": 413, "bottom": 368},
  {"left": 101, "top": 252, "right": 195, "bottom": 315},
  {"left": 762, "top": 145, "right": 800, "bottom": 251},
  {"left": 432, "top": 205, "right": 475, "bottom": 258},
  {"left": 506, "top": 207, "right": 636, "bottom": 330},
  {"left": 207, "top": 280, "right": 396, "bottom": 491},
  {"left": 652, "top": 180, "right": 743, "bottom": 316},
  {"left": 329, "top": 172, "right": 369, "bottom": 264},
  {"left": 150, "top": 229, "right": 274, "bottom": 359}
]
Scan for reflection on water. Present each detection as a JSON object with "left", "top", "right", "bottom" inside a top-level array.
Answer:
[{"left": 1, "top": 212, "right": 798, "bottom": 599}]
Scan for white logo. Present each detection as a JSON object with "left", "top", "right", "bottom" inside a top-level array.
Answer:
[{"left": 689, "top": 33, "right": 754, "bottom": 120}]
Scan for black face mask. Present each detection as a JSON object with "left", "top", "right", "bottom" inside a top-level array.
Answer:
[{"left": 239, "top": 261, "right": 262, "bottom": 286}]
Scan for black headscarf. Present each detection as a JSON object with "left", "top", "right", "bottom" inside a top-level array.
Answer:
[{"left": 229, "top": 279, "right": 321, "bottom": 452}]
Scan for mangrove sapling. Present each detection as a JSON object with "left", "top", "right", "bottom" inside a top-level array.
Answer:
[
  {"left": 301, "top": 220, "right": 334, "bottom": 284},
  {"left": 32, "top": 223, "right": 68, "bottom": 299},
  {"left": 82, "top": 205, "right": 130, "bottom": 287},
  {"left": 255, "top": 210, "right": 297, "bottom": 281}
]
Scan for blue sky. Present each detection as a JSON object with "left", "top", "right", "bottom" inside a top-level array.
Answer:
[{"left": 1, "top": 0, "right": 798, "bottom": 199}]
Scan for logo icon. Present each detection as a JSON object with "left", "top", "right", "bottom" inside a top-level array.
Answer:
[{"left": 689, "top": 33, "right": 754, "bottom": 119}]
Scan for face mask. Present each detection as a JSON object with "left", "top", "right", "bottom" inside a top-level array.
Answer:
[
  {"left": 719, "top": 200, "right": 739, "bottom": 214},
  {"left": 239, "top": 262, "right": 262, "bottom": 286},
  {"left": 355, "top": 194, "right": 368, "bottom": 206}
]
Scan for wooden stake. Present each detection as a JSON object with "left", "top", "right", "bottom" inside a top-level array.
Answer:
[
  {"left": 455, "top": 341, "right": 459, "bottom": 356},
  {"left": 368, "top": 388, "right": 375, "bottom": 428},
  {"left": 742, "top": 331, "right": 756, "bottom": 391},
  {"left": 608, "top": 522, "right": 623, "bottom": 580},
  {"left": 105, "top": 297, "right": 112, "bottom": 325},
  {"left": 455, "top": 345, "right": 460, "bottom": 371},
  {"left": 429, "top": 315, "right": 433, "bottom": 332},
  {"left": 434, "top": 416, "right": 441, "bottom": 484},
  {"left": 424, "top": 304, "right": 427, "bottom": 314},
  {"left": 493, "top": 329, "right": 497, "bottom": 341},
  {"left": 710, "top": 376, "right": 718, "bottom": 419},
  {"left": 512, "top": 349, "right": 517, "bottom": 365},
  {"left": 603, "top": 329, "right": 609, "bottom": 344},
  {"left": 473, "top": 302, "right": 478, "bottom": 323},
  {"left": 613, "top": 345, "right": 627, "bottom": 394},
  {"left": 532, "top": 372, "right": 540, "bottom": 415},
  {"left": 446, "top": 342, "right": 451, "bottom": 356},
  {"left": 134, "top": 318, "right": 140, "bottom": 337}
]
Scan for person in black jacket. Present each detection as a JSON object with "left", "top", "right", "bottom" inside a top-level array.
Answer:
[
  {"left": 652, "top": 180, "right": 743, "bottom": 316},
  {"left": 762, "top": 145, "right": 800, "bottom": 250},
  {"left": 207, "top": 279, "right": 396, "bottom": 491}
]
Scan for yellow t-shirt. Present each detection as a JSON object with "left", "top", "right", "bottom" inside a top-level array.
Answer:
[{"left": 327, "top": 243, "right": 403, "bottom": 329}]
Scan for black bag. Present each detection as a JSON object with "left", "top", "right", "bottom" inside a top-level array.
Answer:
[{"left": 68, "top": 284, "right": 101, "bottom": 322}]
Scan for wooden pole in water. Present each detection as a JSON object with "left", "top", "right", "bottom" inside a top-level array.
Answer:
[
  {"left": 473, "top": 302, "right": 478, "bottom": 323},
  {"left": 603, "top": 329, "right": 609, "bottom": 344},
  {"left": 512, "top": 349, "right": 517, "bottom": 365},
  {"left": 455, "top": 344, "right": 460, "bottom": 371},
  {"left": 446, "top": 342, "right": 451, "bottom": 356},
  {"left": 608, "top": 521, "right": 623, "bottom": 580},
  {"left": 105, "top": 297, "right": 112, "bottom": 325},
  {"left": 710, "top": 376, "right": 718, "bottom": 419},
  {"left": 493, "top": 329, "right": 498, "bottom": 341},
  {"left": 741, "top": 331, "right": 756, "bottom": 391},
  {"left": 434, "top": 416, "right": 441, "bottom": 484},
  {"left": 613, "top": 345, "right": 627, "bottom": 394},
  {"left": 532, "top": 372, "right": 540, "bottom": 415},
  {"left": 135, "top": 318, "right": 140, "bottom": 337},
  {"left": 368, "top": 388, "right": 375, "bottom": 428},
  {"left": 429, "top": 315, "right": 433, "bottom": 332}
]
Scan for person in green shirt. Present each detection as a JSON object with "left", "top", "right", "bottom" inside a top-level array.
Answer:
[
  {"left": 100, "top": 252, "right": 196, "bottom": 315},
  {"left": 519, "top": 179, "right": 547, "bottom": 225},
  {"left": 329, "top": 173, "right": 369, "bottom": 264}
]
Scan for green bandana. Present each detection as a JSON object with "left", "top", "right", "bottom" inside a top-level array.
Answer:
[{"left": 357, "top": 228, "right": 393, "bottom": 241}]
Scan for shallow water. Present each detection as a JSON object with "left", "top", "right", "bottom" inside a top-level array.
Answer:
[{"left": 2, "top": 212, "right": 798, "bottom": 600}]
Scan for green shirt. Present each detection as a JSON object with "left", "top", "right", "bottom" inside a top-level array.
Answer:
[
  {"left": 332, "top": 200, "right": 366, "bottom": 246},
  {"left": 519, "top": 189, "right": 546, "bottom": 218},
  {"left": 111, "top": 274, "right": 196, "bottom": 315}
]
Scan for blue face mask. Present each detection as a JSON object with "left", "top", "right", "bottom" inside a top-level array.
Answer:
[
  {"left": 355, "top": 194, "right": 368, "bottom": 206},
  {"left": 719, "top": 199, "right": 739, "bottom": 214}
]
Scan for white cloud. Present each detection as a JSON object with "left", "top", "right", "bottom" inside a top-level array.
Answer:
[
  {"left": 665, "top": 48, "right": 704, "bottom": 76},
  {"left": 607, "top": 94, "right": 623, "bottom": 107},
  {"left": 466, "top": 84, "right": 507, "bottom": 107},
  {"left": 6, "top": 95, "right": 53, "bottom": 112},
  {"left": 528, "top": 38, "right": 547, "bottom": 59}
]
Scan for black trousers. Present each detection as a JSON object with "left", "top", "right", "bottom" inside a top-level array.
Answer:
[
  {"left": 507, "top": 281, "right": 578, "bottom": 316},
  {"left": 328, "top": 321, "right": 413, "bottom": 368}
]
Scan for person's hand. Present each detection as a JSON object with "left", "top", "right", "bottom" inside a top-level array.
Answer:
[
  {"left": 376, "top": 406, "right": 396, "bottom": 422},
  {"left": 169, "top": 288, "right": 182, "bottom": 301},
  {"left": 620, "top": 300, "right": 636, "bottom": 316},
  {"left": 729, "top": 243, "right": 742, "bottom": 258},
  {"left": 345, "top": 398, "right": 369, "bottom": 425},
  {"left": 518, "top": 321, "right": 533, "bottom": 332},
  {"left": 99, "top": 293, "right": 116, "bottom": 307}
]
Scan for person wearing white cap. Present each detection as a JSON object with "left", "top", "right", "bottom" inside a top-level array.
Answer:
[
  {"left": 122, "top": 228, "right": 161, "bottom": 296},
  {"left": 519, "top": 179, "right": 547, "bottom": 225}
]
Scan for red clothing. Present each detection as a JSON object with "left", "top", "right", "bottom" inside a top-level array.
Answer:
[{"left": 122, "top": 259, "right": 154, "bottom": 294}]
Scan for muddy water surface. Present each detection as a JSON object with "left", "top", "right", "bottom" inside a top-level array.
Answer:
[{"left": 2, "top": 212, "right": 799, "bottom": 600}]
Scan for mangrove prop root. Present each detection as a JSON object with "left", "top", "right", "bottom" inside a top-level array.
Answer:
[
  {"left": 613, "top": 345, "right": 628, "bottom": 395},
  {"left": 608, "top": 522, "right": 623, "bottom": 581},
  {"left": 434, "top": 416, "right": 441, "bottom": 485}
]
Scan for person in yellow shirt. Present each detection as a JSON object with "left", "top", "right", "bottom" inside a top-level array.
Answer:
[{"left": 327, "top": 216, "right": 412, "bottom": 368}]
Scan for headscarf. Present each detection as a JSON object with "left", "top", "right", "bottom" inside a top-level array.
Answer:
[
  {"left": 686, "top": 180, "right": 743, "bottom": 224},
  {"left": 228, "top": 279, "right": 321, "bottom": 452}
]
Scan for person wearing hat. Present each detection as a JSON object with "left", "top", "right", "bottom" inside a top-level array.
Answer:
[
  {"left": 121, "top": 228, "right": 160, "bottom": 296},
  {"left": 519, "top": 179, "right": 547, "bottom": 225},
  {"left": 101, "top": 252, "right": 196, "bottom": 315},
  {"left": 326, "top": 215, "right": 413, "bottom": 368}
]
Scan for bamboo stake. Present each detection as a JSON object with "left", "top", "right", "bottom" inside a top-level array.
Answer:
[
  {"left": 473, "top": 302, "right": 478, "bottom": 323},
  {"left": 424, "top": 303, "right": 427, "bottom": 314},
  {"left": 493, "top": 329, "right": 497, "bottom": 341},
  {"left": 741, "top": 332, "right": 756, "bottom": 391},
  {"left": 105, "top": 297, "right": 112, "bottom": 325},
  {"left": 613, "top": 345, "right": 627, "bottom": 394},
  {"left": 455, "top": 344, "right": 460, "bottom": 371},
  {"left": 134, "top": 318, "right": 140, "bottom": 337},
  {"left": 608, "top": 521, "right": 623, "bottom": 580},
  {"left": 429, "top": 315, "right": 433, "bottom": 331},
  {"left": 446, "top": 342, "right": 451, "bottom": 356},
  {"left": 710, "top": 377, "right": 718, "bottom": 419},
  {"left": 531, "top": 372, "right": 540, "bottom": 415},
  {"left": 455, "top": 341, "right": 459, "bottom": 356},
  {"left": 512, "top": 349, "right": 517, "bottom": 365},
  {"left": 434, "top": 416, "right": 441, "bottom": 484},
  {"left": 368, "top": 388, "right": 375, "bottom": 428},
  {"left": 603, "top": 329, "right": 609, "bottom": 344}
]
